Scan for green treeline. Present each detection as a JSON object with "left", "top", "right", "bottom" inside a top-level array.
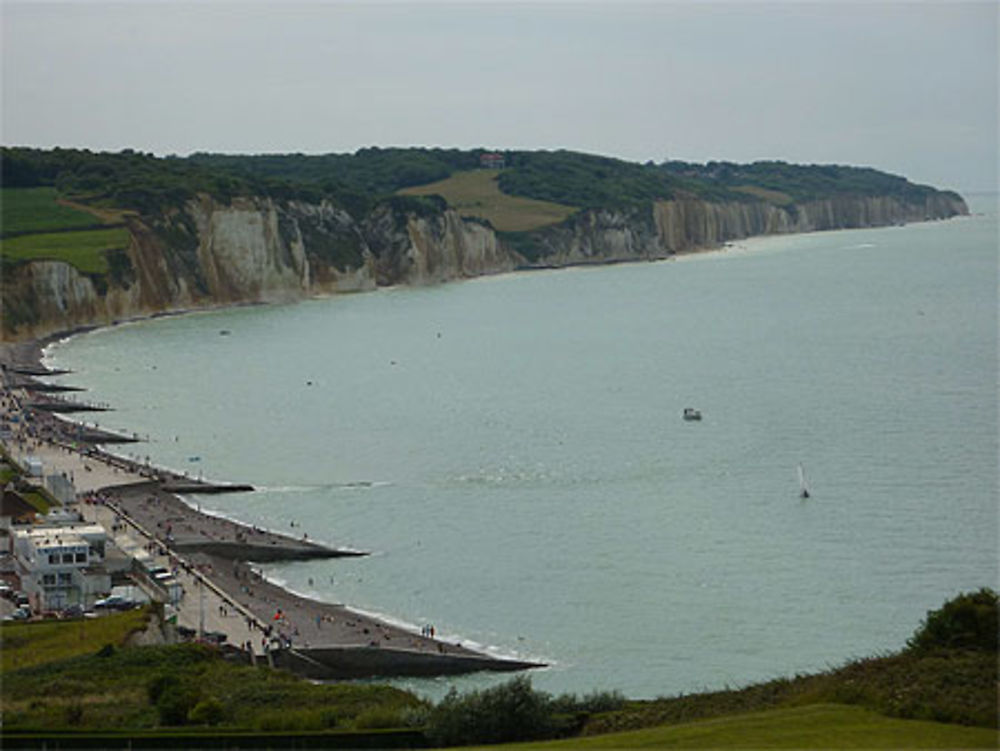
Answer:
[
  {"left": 1, "top": 146, "right": 958, "bottom": 221},
  {"left": 660, "top": 160, "right": 962, "bottom": 203}
]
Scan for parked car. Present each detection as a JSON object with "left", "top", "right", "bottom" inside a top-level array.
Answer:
[
  {"left": 61, "top": 604, "right": 85, "bottom": 618},
  {"left": 202, "top": 631, "right": 228, "bottom": 645},
  {"left": 0, "top": 583, "right": 12, "bottom": 599},
  {"left": 10, "top": 607, "right": 31, "bottom": 620},
  {"left": 94, "top": 595, "right": 134, "bottom": 610},
  {"left": 14, "top": 593, "right": 30, "bottom": 608}
]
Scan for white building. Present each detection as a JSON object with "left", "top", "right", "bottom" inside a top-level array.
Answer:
[
  {"left": 23, "top": 457, "right": 43, "bottom": 477},
  {"left": 45, "top": 473, "right": 77, "bottom": 506},
  {"left": 12, "top": 524, "right": 111, "bottom": 610}
]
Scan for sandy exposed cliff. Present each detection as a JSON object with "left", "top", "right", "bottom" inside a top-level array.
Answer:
[{"left": 0, "top": 192, "right": 968, "bottom": 341}]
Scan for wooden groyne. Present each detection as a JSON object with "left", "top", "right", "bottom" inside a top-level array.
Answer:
[
  {"left": 161, "top": 480, "right": 256, "bottom": 494},
  {"left": 107, "top": 481, "right": 366, "bottom": 561},
  {"left": 17, "top": 381, "right": 84, "bottom": 393},
  {"left": 273, "top": 645, "right": 545, "bottom": 680},
  {"left": 28, "top": 400, "right": 109, "bottom": 414},
  {"left": 6, "top": 364, "right": 72, "bottom": 377},
  {"left": 173, "top": 539, "right": 365, "bottom": 561}
]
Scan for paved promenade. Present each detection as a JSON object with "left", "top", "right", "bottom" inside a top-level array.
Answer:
[
  {"left": 0, "top": 346, "right": 541, "bottom": 675},
  {"left": 82, "top": 500, "right": 263, "bottom": 655}
]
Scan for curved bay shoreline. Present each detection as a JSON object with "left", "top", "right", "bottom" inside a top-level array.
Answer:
[
  {"left": 0, "top": 211, "right": 972, "bottom": 683},
  {"left": 0, "top": 333, "right": 544, "bottom": 680}
]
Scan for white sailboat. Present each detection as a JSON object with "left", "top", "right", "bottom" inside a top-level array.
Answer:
[{"left": 797, "top": 464, "right": 811, "bottom": 499}]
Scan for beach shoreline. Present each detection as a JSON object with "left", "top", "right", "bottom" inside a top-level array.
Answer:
[{"left": 0, "top": 335, "right": 544, "bottom": 679}]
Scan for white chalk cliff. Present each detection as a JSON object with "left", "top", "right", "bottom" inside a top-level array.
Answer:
[{"left": 0, "top": 191, "right": 968, "bottom": 341}]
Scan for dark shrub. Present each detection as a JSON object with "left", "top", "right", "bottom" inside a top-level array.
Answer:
[
  {"left": 549, "top": 689, "right": 626, "bottom": 715},
  {"left": 155, "top": 681, "right": 201, "bottom": 726},
  {"left": 907, "top": 588, "right": 998, "bottom": 653},
  {"left": 64, "top": 702, "right": 84, "bottom": 726},
  {"left": 188, "top": 696, "right": 226, "bottom": 726},
  {"left": 426, "top": 676, "right": 556, "bottom": 746},
  {"left": 146, "top": 673, "right": 180, "bottom": 705}
]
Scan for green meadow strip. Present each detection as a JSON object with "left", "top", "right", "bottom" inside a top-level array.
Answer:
[
  {"left": 0, "top": 226, "right": 131, "bottom": 274},
  {"left": 1, "top": 187, "right": 104, "bottom": 236}
]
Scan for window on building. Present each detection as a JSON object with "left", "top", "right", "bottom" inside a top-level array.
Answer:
[
  {"left": 43, "top": 574, "right": 56, "bottom": 585},
  {"left": 49, "top": 554, "right": 58, "bottom": 564},
  {"left": 62, "top": 553, "right": 74, "bottom": 564},
  {"left": 58, "top": 573, "right": 72, "bottom": 584},
  {"left": 75, "top": 552, "right": 86, "bottom": 563}
]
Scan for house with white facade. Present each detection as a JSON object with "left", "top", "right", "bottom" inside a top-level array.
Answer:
[{"left": 12, "top": 523, "right": 111, "bottom": 610}]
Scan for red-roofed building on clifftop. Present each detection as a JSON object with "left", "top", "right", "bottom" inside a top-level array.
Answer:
[{"left": 479, "top": 152, "right": 505, "bottom": 170}]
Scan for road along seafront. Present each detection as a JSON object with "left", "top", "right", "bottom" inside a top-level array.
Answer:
[{"left": 0, "top": 338, "right": 544, "bottom": 680}]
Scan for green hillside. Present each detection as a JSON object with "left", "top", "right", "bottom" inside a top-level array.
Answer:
[{"left": 477, "top": 704, "right": 997, "bottom": 750}]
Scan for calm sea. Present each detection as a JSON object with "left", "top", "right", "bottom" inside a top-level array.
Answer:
[{"left": 47, "top": 195, "right": 998, "bottom": 700}]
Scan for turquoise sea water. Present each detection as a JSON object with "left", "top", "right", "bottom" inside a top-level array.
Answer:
[{"left": 48, "top": 196, "right": 998, "bottom": 700}]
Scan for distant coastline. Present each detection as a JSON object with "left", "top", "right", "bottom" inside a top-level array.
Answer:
[{"left": 2, "top": 147, "right": 968, "bottom": 344}]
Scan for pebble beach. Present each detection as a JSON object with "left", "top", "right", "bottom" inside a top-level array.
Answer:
[{"left": 0, "top": 335, "right": 540, "bottom": 677}]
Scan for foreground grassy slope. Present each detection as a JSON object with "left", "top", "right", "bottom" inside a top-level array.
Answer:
[
  {"left": 0, "top": 636, "right": 426, "bottom": 732},
  {"left": 582, "top": 650, "right": 996, "bottom": 735},
  {"left": 464, "top": 704, "right": 998, "bottom": 750},
  {"left": 0, "top": 608, "right": 151, "bottom": 673},
  {"left": 1, "top": 565, "right": 993, "bottom": 748},
  {"left": 399, "top": 169, "right": 577, "bottom": 231}
]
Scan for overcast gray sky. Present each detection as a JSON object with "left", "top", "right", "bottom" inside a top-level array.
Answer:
[{"left": 2, "top": 1, "right": 997, "bottom": 192}]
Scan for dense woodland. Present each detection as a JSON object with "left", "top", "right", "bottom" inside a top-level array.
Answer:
[{"left": 0, "top": 146, "right": 959, "bottom": 224}]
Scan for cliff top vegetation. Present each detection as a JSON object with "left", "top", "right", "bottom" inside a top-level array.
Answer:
[{"left": 1, "top": 146, "right": 960, "bottom": 222}]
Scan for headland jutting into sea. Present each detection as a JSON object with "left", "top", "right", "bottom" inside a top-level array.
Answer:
[{"left": 0, "top": 334, "right": 543, "bottom": 680}]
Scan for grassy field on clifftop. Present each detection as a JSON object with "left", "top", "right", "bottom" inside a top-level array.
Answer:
[
  {"left": 0, "top": 226, "right": 130, "bottom": 274},
  {"left": 0, "top": 186, "right": 131, "bottom": 274},
  {"left": 399, "top": 169, "right": 577, "bottom": 231},
  {"left": 1, "top": 187, "right": 105, "bottom": 236}
]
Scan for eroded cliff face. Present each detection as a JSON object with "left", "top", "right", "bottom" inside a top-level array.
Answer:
[
  {"left": 192, "top": 197, "right": 311, "bottom": 302},
  {"left": 0, "top": 191, "right": 968, "bottom": 341},
  {"left": 528, "top": 194, "right": 969, "bottom": 263},
  {"left": 364, "top": 206, "right": 514, "bottom": 286}
]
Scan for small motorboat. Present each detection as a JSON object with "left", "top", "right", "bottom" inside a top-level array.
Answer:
[{"left": 683, "top": 407, "right": 702, "bottom": 421}]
